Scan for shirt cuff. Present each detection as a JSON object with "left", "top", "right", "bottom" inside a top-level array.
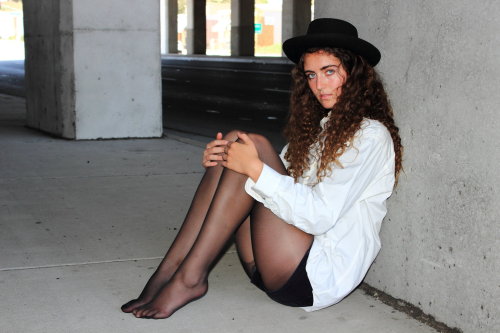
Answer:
[{"left": 244, "top": 163, "right": 283, "bottom": 202}]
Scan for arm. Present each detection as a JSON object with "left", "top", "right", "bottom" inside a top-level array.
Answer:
[{"left": 247, "top": 125, "right": 395, "bottom": 235}]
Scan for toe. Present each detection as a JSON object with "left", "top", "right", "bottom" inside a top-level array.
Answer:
[
  {"left": 121, "top": 300, "right": 136, "bottom": 312},
  {"left": 136, "top": 304, "right": 155, "bottom": 318},
  {"left": 133, "top": 307, "right": 144, "bottom": 318},
  {"left": 153, "top": 311, "right": 168, "bottom": 319},
  {"left": 146, "top": 308, "right": 158, "bottom": 318}
]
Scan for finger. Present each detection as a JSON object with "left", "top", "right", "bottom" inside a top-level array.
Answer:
[
  {"left": 203, "top": 156, "right": 222, "bottom": 168},
  {"left": 224, "top": 142, "right": 232, "bottom": 154},
  {"left": 226, "top": 141, "right": 240, "bottom": 153},
  {"left": 207, "top": 146, "right": 225, "bottom": 154},
  {"left": 206, "top": 139, "right": 229, "bottom": 148},
  {"left": 208, "top": 154, "right": 224, "bottom": 161},
  {"left": 216, "top": 132, "right": 223, "bottom": 140},
  {"left": 210, "top": 146, "right": 226, "bottom": 155},
  {"left": 203, "top": 158, "right": 220, "bottom": 167},
  {"left": 237, "top": 132, "right": 251, "bottom": 144}
]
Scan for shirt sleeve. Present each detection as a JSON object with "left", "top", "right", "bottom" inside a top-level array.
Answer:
[
  {"left": 279, "top": 144, "right": 290, "bottom": 168},
  {"left": 244, "top": 125, "right": 394, "bottom": 235}
]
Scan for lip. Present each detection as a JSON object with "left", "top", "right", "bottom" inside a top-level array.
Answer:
[{"left": 320, "top": 94, "right": 333, "bottom": 100}]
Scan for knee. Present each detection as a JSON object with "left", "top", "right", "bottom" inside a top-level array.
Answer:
[
  {"left": 223, "top": 129, "right": 241, "bottom": 142},
  {"left": 225, "top": 131, "right": 273, "bottom": 151},
  {"left": 247, "top": 133, "right": 272, "bottom": 150}
]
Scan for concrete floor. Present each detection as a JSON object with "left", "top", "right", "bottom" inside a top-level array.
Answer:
[{"left": 0, "top": 94, "right": 437, "bottom": 332}]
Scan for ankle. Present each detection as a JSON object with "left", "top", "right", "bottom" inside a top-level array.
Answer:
[
  {"left": 157, "top": 259, "right": 181, "bottom": 277},
  {"left": 176, "top": 270, "right": 207, "bottom": 289}
]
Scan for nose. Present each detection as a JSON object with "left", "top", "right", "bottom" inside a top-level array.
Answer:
[{"left": 316, "top": 74, "right": 326, "bottom": 91}]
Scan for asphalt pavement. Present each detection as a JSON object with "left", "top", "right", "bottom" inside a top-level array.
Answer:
[{"left": 0, "top": 60, "right": 24, "bottom": 97}]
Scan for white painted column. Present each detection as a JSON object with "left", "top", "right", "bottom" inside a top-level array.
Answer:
[
  {"left": 161, "top": 0, "right": 178, "bottom": 54},
  {"left": 23, "top": 0, "right": 162, "bottom": 139}
]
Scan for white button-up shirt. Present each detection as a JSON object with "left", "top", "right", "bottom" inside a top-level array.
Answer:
[{"left": 245, "top": 118, "right": 396, "bottom": 311}]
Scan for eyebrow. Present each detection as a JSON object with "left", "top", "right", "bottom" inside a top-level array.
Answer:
[
  {"left": 321, "top": 64, "right": 340, "bottom": 70},
  {"left": 304, "top": 64, "right": 340, "bottom": 72}
]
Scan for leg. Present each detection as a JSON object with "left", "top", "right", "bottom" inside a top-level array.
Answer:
[
  {"left": 251, "top": 202, "right": 313, "bottom": 291},
  {"left": 234, "top": 216, "right": 254, "bottom": 277},
  {"left": 122, "top": 132, "right": 239, "bottom": 313},
  {"left": 133, "top": 133, "right": 312, "bottom": 319},
  {"left": 133, "top": 160, "right": 254, "bottom": 318},
  {"left": 235, "top": 199, "right": 313, "bottom": 294},
  {"left": 236, "top": 134, "right": 313, "bottom": 291}
]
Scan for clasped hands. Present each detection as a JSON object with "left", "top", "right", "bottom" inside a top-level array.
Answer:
[{"left": 202, "top": 132, "right": 263, "bottom": 182}]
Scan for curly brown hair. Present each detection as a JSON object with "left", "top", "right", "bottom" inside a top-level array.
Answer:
[{"left": 283, "top": 47, "right": 403, "bottom": 184}]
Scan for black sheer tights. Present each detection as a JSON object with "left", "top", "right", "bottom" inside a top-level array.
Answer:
[{"left": 122, "top": 131, "right": 313, "bottom": 319}]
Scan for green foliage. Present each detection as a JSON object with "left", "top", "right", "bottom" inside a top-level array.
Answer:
[{"left": 178, "top": 0, "right": 186, "bottom": 14}]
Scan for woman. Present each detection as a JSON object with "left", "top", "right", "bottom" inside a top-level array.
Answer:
[{"left": 121, "top": 18, "right": 403, "bottom": 319}]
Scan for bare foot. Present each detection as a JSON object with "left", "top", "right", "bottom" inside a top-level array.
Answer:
[
  {"left": 121, "top": 267, "right": 174, "bottom": 313},
  {"left": 132, "top": 275, "right": 208, "bottom": 319}
]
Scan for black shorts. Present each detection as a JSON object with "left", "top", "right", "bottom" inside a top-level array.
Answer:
[{"left": 250, "top": 249, "right": 313, "bottom": 307}]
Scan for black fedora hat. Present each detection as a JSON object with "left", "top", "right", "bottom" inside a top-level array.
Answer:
[{"left": 283, "top": 18, "right": 381, "bottom": 66}]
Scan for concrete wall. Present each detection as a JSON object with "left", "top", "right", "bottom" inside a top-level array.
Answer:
[
  {"left": 281, "top": 0, "right": 311, "bottom": 46},
  {"left": 24, "top": 0, "right": 162, "bottom": 139},
  {"left": 24, "top": 0, "right": 75, "bottom": 137},
  {"left": 314, "top": 1, "right": 499, "bottom": 332}
]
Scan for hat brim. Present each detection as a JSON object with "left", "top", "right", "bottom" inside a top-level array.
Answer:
[{"left": 283, "top": 33, "right": 381, "bottom": 66}]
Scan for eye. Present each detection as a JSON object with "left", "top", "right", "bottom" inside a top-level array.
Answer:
[
  {"left": 325, "top": 69, "right": 335, "bottom": 76},
  {"left": 305, "top": 72, "right": 316, "bottom": 79}
]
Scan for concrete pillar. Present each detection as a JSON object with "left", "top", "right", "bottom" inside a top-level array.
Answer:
[
  {"left": 161, "top": 0, "right": 178, "bottom": 54},
  {"left": 186, "top": 0, "right": 206, "bottom": 55},
  {"left": 282, "top": 0, "right": 311, "bottom": 52},
  {"left": 231, "top": 0, "right": 255, "bottom": 56},
  {"left": 23, "top": 0, "right": 162, "bottom": 139}
]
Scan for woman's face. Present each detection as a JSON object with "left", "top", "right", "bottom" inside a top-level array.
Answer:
[{"left": 303, "top": 50, "right": 347, "bottom": 109}]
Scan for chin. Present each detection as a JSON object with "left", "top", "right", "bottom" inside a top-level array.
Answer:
[{"left": 320, "top": 102, "right": 335, "bottom": 109}]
